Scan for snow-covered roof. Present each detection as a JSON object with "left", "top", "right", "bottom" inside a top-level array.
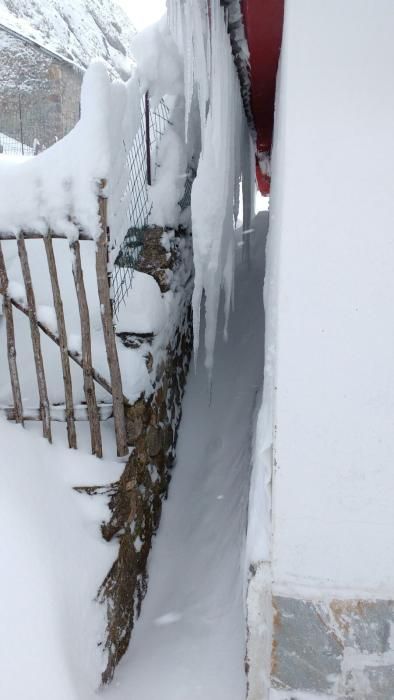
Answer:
[
  {"left": 0, "top": 21, "right": 83, "bottom": 73},
  {"left": 0, "top": 0, "right": 137, "bottom": 79}
]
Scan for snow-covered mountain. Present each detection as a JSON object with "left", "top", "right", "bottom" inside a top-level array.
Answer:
[{"left": 0, "top": 0, "right": 136, "bottom": 78}]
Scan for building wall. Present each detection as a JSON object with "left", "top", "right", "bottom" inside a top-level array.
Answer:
[
  {"left": 0, "top": 27, "right": 82, "bottom": 150},
  {"left": 247, "top": 1, "right": 394, "bottom": 697}
]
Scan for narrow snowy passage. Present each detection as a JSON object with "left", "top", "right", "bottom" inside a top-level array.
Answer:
[{"left": 106, "top": 212, "right": 267, "bottom": 700}]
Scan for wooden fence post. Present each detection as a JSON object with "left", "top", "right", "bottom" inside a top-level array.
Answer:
[
  {"left": 97, "top": 187, "right": 128, "bottom": 457},
  {"left": 44, "top": 234, "right": 77, "bottom": 449},
  {"left": 17, "top": 234, "right": 51, "bottom": 442},
  {"left": 70, "top": 239, "right": 102, "bottom": 458},
  {"left": 0, "top": 241, "right": 24, "bottom": 425}
]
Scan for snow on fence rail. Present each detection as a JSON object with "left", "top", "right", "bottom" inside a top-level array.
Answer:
[
  {"left": 0, "top": 184, "right": 128, "bottom": 458},
  {"left": 0, "top": 60, "right": 177, "bottom": 459}
]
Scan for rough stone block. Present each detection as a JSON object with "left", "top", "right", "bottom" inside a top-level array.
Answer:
[{"left": 272, "top": 595, "right": 394, "bottom": 698}]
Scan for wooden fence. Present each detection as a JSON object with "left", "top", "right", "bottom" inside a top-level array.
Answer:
[{"left": 0, "top": 187, "right": 128, "bottom": 458}]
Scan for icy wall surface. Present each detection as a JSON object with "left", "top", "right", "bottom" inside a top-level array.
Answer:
[{"left": 167, "top": 0, "right": 255, "bottom": 373}]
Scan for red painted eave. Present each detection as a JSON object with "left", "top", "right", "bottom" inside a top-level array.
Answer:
[{"left": 241, "top": 0, "right": 284, "bottom": 193}]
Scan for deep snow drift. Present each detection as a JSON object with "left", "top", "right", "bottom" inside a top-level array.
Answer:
[
  {"left": 0, "top": 211, "right": 266, "bottom": 700},
  {"left": 0, "top": 419, "right": 123, "bottom": 700},
  {"left": 105, "top": 213, "right": 267, "bottom": 700}
]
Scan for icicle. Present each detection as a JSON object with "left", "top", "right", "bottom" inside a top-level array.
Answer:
[
  {"left": 191, "top": 0, "right": 210, "bottom": 150},
  {"left": 241, "top": 118, "right": 256, "bottom": 233},
  {"left": 167, "top": 0, "right": 252, "bottom": 374},
  {"left": 183, "top": 0, "right": 194, "bottom": 141}
]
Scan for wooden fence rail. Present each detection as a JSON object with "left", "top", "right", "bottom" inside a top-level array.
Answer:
[{"left": 0, "top": 187, "right": 128, "bottom": 458}]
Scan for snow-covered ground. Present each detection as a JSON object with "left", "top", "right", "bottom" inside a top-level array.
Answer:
[
  {"left": 0, "top": 5, "right": 267, "bottom": 698},
  {"left": 104, "top": 213, "right": 267, "bottom": 700},
  {"left": 0, "top": 210, "right": 266, "bottom": 700},
  {"left": 0, "top": 131, "right": 33, "bottom": 156},
  {"left": 0, "top": 418, "right": 123, "bottom": 699}
]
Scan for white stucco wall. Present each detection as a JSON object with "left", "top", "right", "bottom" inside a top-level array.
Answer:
[{"left": 270, "top": 0, "right": 394, "bottom": 599}]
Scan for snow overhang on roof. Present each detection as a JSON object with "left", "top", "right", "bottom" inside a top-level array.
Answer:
[{"left": 0, "top": 22, "right": 84, "bottom": 73}]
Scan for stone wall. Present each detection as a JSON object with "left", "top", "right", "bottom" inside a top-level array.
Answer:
[
  {"left": 270, "top": 596, "right": 394, "bottom": 699},
  {"left": 0, "top": 27, "right": 82, "bottom": 150},
  {"left": 98, "top": 227, "right": 193, "bottom": 684}
]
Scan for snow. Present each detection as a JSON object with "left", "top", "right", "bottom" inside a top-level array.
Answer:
[
  {"left": 116, "top": 270, "right": 167, "bottom": 335},
  {"left": 0, "top": 60, "right": 111, "bottom": 239},
  {"left": 0, "top": 0, "right": 136, "bottom": 79},
  {"left": 261, "top": 0, "right": 394, "bottom": 600},
  {"left": 0, "top": 229, "right": 192, "bottom": 415},
  {"left": 68, "top": 332, "right": 82, "bottom": 355},
  {"left": 6, "top": 279, "right": 26, "bottom": 305},
  {"left": 37, "top": 304, "right": 58, "bottom": 334},
  {"left": 0, "top": 16, "right": 188, "bottom": 410},
  {"left": 126, "top": 18, "right": 187, "bottom": 231},
  {"left": 107, "top": 73, "right": 142, "bottom": 267},
  {"left": 0, "top": 237, "right": 153, "bottom": 408},
  {"left": 132, "top": 17, "right": 183, "bottom": 105},
  {"left": 0, "top": 132, "right": 33, "bottom": 157},
  {"left": 104, "top": 215, "right": 266, "bottom": 700},
  {"left": 270, "top": 693, "right": 333, "bottom": 700},
  {"left": 0, "top": 417, "right": 123, "bottom": 699},
  {"left": 0, "top": 3, "right": 268, "bottom": 698},
  {"left": 154, "top": 611, "right": 182, "bottom": 626},
  {"left": 148, "top": 104, "right": 187, "bottom": 228},
  {"left": 0, "top": 58, "right": 145, "bottom": 255},
  {"left": 245, "top": 63, "right": 284, "bottom": 569}
]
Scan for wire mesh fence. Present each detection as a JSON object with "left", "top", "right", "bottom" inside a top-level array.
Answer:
[
  {"left": 111, "top": 95, "right": 172, "bottom": 318},
  {"left": 0, "top": 93, "right": 79, "bottom": 156}
]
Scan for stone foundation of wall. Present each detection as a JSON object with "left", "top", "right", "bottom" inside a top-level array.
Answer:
[
  {"left": 97, "top": 227, "right": 193, "bottom": 684},
  {"left": 271, "top": 595, "right": 394, "bottom": 699}
]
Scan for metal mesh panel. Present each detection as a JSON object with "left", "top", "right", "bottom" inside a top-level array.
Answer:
[
  {"left": 111, "top": 97, "right": 171, "bottom": 318},
  {"left": 0, "top": 92, "right": 79, "bottom": 155}
]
